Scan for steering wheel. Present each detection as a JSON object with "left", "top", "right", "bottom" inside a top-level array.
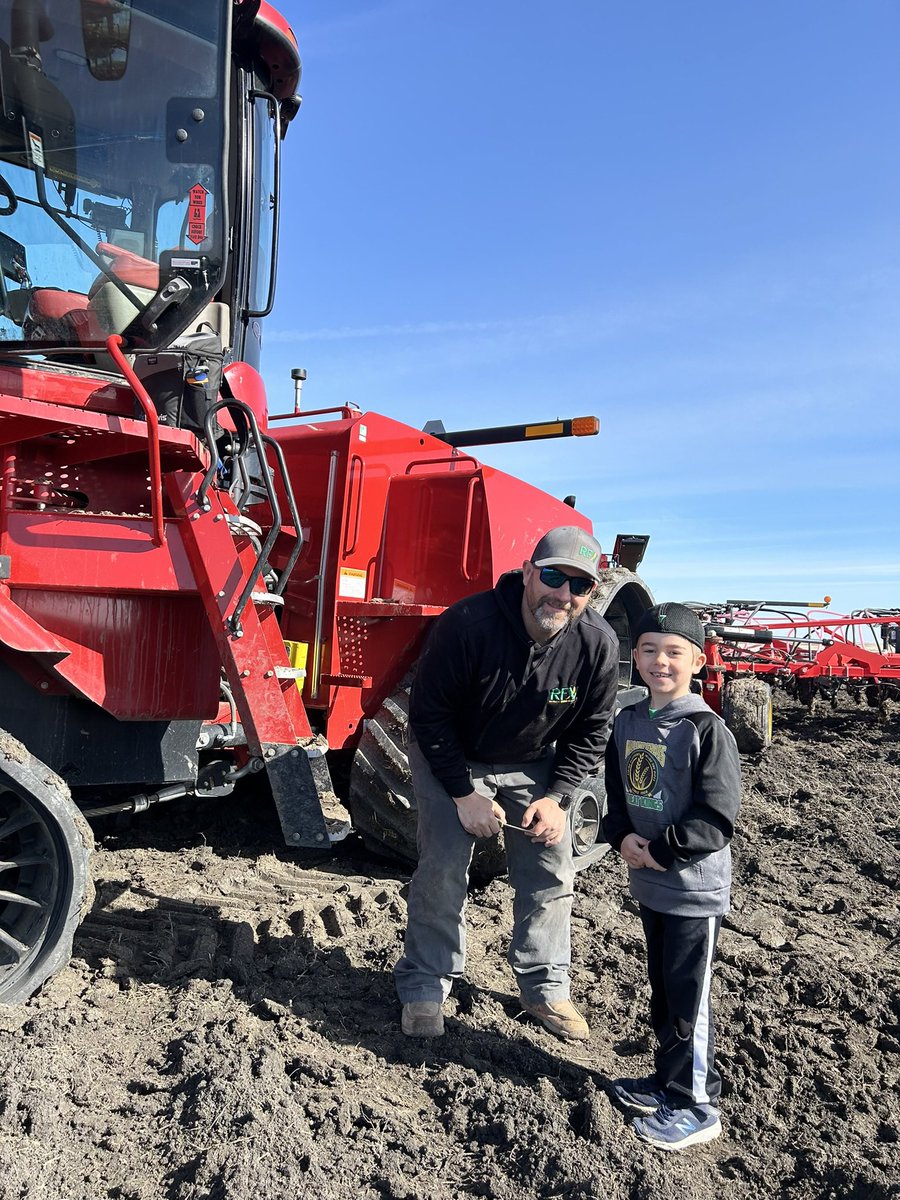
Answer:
[{"left": 0, "top": 173, "right": 17, "bottom": 217}]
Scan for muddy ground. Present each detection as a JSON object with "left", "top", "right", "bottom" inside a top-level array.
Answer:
[{"left": 1, "top": 694, "right": 898, "bottom": 1200}]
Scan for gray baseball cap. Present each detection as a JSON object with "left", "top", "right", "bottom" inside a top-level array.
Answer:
[{"left": 531, "top": 525, "right": 604, "bottom": 583}]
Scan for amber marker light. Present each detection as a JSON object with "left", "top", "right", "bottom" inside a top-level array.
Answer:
[{"left": 571, "top": 416, "right": 600, "bottom": 436}]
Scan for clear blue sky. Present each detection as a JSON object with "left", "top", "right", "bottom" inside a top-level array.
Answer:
[{"left": 262, "top": 1, "right": 899, "bottom": 615}]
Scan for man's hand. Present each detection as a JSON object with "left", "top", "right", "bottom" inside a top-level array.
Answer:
[
  {"left": 520, "top": 796, "right": 568, "bottom": 846},
  {"left": 453, "top": 791, "right": 505, "bottom": 838}
]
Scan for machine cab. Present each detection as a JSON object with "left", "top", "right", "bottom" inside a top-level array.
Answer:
[{"left": 0, "top": 0, "right": 298, "bottom": 378}]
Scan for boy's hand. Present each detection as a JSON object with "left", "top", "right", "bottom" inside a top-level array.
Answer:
[
  {"left": 620, "top": 834, "right": 667, "bottom": 871},
  {"left": 620, "top": 832, "right": 649, "bottom": 868},
  {"left": 640, "top": 846, "right": 666, "bottom": 872}
]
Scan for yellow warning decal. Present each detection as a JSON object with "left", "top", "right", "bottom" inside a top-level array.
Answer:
[{"left": 338, "top": 567, "right": 367, "bottom": 599}]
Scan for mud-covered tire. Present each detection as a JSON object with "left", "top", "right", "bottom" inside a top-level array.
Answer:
[
  {"left": 569, "top": 776, "right": 610, "bottom": 872},
  {"left": 590, "top": 568, "right": 654, "bottom": 687},
  {"left": 347, "top": 685, "right": 506, "bottom": 881},
  {"left": 347, "top": 687, "right": 418, "bottom": 866},
  {"left": 722, "top": 678, "right": 773, "bottom": 753},
  {"left": 0, "top": 732, "right": 94, "bottom": 1005}
]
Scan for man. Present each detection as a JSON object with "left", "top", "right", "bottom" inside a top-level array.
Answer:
[{"left": 394, "top": 525, "right": 621, "bottom": 1039}]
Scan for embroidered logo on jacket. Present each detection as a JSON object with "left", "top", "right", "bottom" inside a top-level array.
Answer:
[
  {"left": 625, "top": 740, "right": 665, "bottom": 811},
  {"left": 548, "top": 686, "right": 577, "bottom": 704}
]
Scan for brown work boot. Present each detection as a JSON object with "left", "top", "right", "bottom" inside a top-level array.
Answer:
[
  {"left": 520, "top": 997, "right": 590, "bottom": 1041},
  {"left": 401, "top": 1001, "right": 445, "bottom": 1038}
]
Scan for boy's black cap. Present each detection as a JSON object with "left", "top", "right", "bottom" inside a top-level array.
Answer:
[{"left": 634, "top": 603, "right": 706, "bottom": 651}]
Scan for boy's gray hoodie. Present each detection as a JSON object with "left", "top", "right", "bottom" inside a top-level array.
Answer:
[{"left": 603, "top": 693, "right": 741, "bottom": 917}]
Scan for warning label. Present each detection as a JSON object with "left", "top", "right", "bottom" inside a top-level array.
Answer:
[{"left": 187, "top": 184, "right": 208, "bottom": 246}]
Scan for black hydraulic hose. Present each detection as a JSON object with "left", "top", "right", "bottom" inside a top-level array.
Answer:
[{"left": 80, "top": 783, "right": 189, "bottom": 820}]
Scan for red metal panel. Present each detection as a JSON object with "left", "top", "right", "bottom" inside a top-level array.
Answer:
[
  {"left": 0, "top": 587, "right": 70, "bottom": 662},
  {"left": 4, "top": 512, "right": 197, "bottom": 592},
  {"left": 0, "top": 363, "right": 139, "bottom": 417},
  {"left": 267, "top": 410, "right": 596, "bottom": 749},
  {"left": 9, "top": 587, "right": 222, "bottom": 718}
]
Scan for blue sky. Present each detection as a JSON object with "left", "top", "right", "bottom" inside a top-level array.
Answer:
[{"left": 262, "top": 1, "right": 899, "bottom": 615}]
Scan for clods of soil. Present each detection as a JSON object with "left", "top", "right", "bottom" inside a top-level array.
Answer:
[{"left": 1, "top": 694, "right": 898, "bottom": 1200}]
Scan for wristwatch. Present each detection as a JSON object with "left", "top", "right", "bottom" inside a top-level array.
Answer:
[{"left": 547, "top": 792, "right": 573, "bottom": 811}]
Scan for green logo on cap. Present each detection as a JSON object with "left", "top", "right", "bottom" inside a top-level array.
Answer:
[{"left": 578, "top": 545, "right": 598, "bottom": 562}]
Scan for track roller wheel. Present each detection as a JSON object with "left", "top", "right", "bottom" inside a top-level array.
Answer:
[
  {"left": 568, "top": 776, "right": 610, "bottom": 872},
  {"left": 722, "top": 678, "right": 773, "bottom": 753},
  {"left": 0, "top": 733, "right": 94, "bottom": 1005}
]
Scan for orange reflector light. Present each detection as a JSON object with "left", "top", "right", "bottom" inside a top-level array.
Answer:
[
  {"left": 524, "top": 421, "right": 564, "bottom": 438},
  {"left": 572, "top": 416, "right": 600, "bottom": 436}
]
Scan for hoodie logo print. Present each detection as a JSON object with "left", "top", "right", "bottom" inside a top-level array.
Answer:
[
  {"left": 548, "top": 686, "right": 577, "bottom": 704},
  {"left": 625, "top": 740, "right": 665, "bottom": 811}
]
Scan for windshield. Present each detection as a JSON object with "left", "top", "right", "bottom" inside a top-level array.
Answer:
[{"left": 0, "top": 0, "right": 228, "bottom": 356}]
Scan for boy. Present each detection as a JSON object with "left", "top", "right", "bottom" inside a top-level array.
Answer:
[{"left": 603, "top": 603, "right": 741, "bottom": 1151}]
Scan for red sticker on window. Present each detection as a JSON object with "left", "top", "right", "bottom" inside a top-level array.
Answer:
[{"left": 187, "top": 183, "right": 208, "bottom": 246}]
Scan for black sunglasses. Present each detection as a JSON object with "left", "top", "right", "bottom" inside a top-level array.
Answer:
[{"left": 536, "top": 566, "right": 595, "bottom": 596}]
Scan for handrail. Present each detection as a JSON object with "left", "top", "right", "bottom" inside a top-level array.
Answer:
[
  {"left": 404, "top": 454, "right": 479, "bottom": 475},
  {"left": 343, "top": 453, "right": 364, "bottom": 555},
  {"left": 268, "top": 404, "right": 361, "bottom": 422},
  {"left": 199, "top": 399, "right": 282, "bottom": 635},
  {"left": 261, "top": 432, "right": 305, "bottom": 595},
  {"left": 105, "top": 334, "right": 165, "bottom": 545},
  {"left": 460, "top": 474, "right": 479, "bottom": 582}
]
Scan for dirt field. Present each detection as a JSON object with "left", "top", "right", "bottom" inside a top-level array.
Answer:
[{"left": 1, "top": 693, "right": 897, "bottom": 1200}]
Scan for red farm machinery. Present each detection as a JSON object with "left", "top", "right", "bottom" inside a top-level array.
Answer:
[
  {"left": 0, "top": 0, "right": 653, "bottom": 1004},
  {"left": 688, "top": 600, "right": 900, "bottom": 752}
]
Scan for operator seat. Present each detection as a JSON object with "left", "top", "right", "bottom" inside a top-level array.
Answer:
[{"left": 22, "top": 242, "right": 157, "bottom": 347}]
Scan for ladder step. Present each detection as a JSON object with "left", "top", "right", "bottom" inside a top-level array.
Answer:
[{"left": 251, "top": 591, "right": 285, "bottom": 607}]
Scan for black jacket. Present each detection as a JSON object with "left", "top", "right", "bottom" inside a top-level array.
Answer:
[{"left": 409, "top": 571, "right": 620, "bottom": 799}]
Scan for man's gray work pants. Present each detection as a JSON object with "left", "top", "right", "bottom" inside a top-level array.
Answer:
[{"left": 393, "top": 741, "right": 576, "bottom": 1005}]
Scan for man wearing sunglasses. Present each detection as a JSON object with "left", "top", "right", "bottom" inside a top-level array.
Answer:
[{"left": 395, "top": 525, "right": 620, "bottom": 1042}]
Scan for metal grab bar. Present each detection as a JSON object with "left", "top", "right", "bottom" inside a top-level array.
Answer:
[
  {"left": 404, "top": 454, "right": 479, "bottom": 475},
  {"left": 106, "top": 334, "right": 165, "bottom": 546},
  {"left": 268, "top": 404, "right": 360, "bottom": 421},
  {"left": 261, "top": 432, "right": 305, "bottom": 596},
  {"left": 199, "top": 399, "right": 282, "bottom": 635}
]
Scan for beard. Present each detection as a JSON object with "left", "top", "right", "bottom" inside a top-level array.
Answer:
[{"left": 531, "top": 600, "right": 576, "bottom": 635}]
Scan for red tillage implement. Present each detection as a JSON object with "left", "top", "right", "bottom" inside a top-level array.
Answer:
[{"left": 687, "top": 600, "right": 900, "bottom": 752}]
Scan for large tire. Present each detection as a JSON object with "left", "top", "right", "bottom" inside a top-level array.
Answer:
[
  {"left": 346, "top": 685, "right": 505, "bottom": 882},
  {"left": 347, "top": 686, "right": 418, "bottom": 866},
  {"left": 590, "top": 567, "right": 655, "bottom": 687},
  {"left": 0, "top": 732, "right": 94, "bottom": 1005},
  {"left": 722, "top": 677, "right": 773, "bottom": 753}
]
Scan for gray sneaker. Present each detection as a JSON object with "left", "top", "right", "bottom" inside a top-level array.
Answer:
[
  {"left": 611, "top": 1075, "right": 669, "bottom": 1115},
  {"left": 632, "top": 1101, "right": 722, "bottom": 1151},
  {"left": 401, "top": 1001, "right": 444, "bottom": 1038}
]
